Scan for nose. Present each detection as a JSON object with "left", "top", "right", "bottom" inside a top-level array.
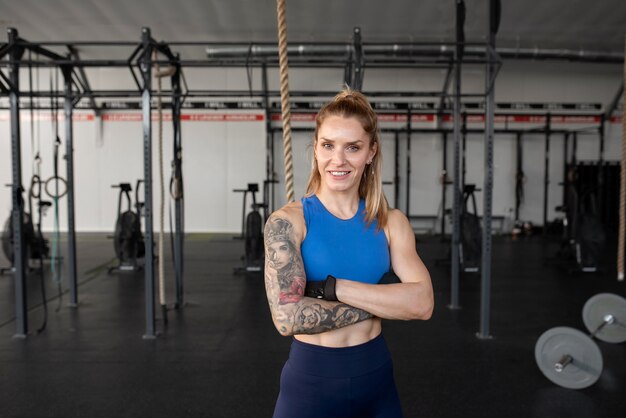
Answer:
[{"left": 331, "top": 148, "right": 346, "bottom": 165}]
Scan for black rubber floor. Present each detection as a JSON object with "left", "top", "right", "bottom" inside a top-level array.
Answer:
[{"left": 0, "top": 233, "right": 625, "bottom": 417}]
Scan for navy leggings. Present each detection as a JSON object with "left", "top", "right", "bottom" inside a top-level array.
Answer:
[{"left": 273, "top": 334, "right": 403, "bottom": 418}]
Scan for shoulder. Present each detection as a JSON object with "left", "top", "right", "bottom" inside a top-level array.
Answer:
[
  {"left": 384, "top": 208, "right": 412, "bottom": 244},
  {"left": 266, "top": 201, "right": 306, "bottom": 243},
  {"left": 386, "top": 208, "right": 410, "bottom": 229}
]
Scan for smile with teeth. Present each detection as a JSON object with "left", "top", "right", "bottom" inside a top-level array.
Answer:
[{"left": 329, "top": 170, "right": 351, "bottom": 177}]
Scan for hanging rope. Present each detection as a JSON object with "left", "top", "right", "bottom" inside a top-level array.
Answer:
[
  {"left": 276, "top": 0, "right": 295, "bottom": 202},
  {"left": 153, "top": 53, "right": 178, "bottom": 317},
  {"left": 154, "top": 50, "right": 167, "bottom": 309},
  {"left": 618, "top": 36, "right": 626, "bottom": 282}
]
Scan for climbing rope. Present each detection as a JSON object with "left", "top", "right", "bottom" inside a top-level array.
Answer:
[
  {"left": 276, "top": 0, "right": 295, "bottom": 202},
  {"left": 153, "top": 52, "right": 178, "bottom": 314},
  {"left": 618, "top": 36, "right": 625, "bottom": 282},
  {"left": 154, "top": 50, "right": 166, "bottom": 307}
]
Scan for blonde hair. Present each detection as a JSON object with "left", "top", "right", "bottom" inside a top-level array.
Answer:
[{"left": 305, "top": 88, "right": 389, "bottom": 229}]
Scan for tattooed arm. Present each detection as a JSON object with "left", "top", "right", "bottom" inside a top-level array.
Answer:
[{"left": 264, "top": 206, "right": 373, "bottom": 337}]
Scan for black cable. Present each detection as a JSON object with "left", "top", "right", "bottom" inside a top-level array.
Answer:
[
  {"left": 28, "top": 174, "right": 48, "bottom": 334},
  {"left": 50, "top": 69, "right": 63, "bottom": 312}
]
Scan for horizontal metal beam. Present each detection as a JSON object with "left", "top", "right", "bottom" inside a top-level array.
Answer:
[
  {"left": 206, "top": 42, "right": 622, "bottom": 64},
  {"left": 277, "top": 126, "right": 602, "bottom": 135},
  {"left": 0, "top": 89, "right": 494, "bottom": 99}
]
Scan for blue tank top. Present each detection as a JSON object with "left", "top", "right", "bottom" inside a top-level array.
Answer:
[{"left": 301, "top": 195, "right": 390, "bottom": 284}]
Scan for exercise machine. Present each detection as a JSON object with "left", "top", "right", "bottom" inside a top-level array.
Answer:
[
  {"left": 435, "top": 184, "right": 482, "bottom": 274},
  {"left": 109, "top": 180, "right": 145, "bottom": 273},
  {"left": 459, "top": 184, "right": 482, "bottom": 273},
  {"left": 1, "top": 178, "right": 51, "bottom": 275},
  {"left": 555, "top": 162, "right": 609, "bottom": 274},
  {"left": 233, "top": 183, "right": 265, "bottom": 274}
]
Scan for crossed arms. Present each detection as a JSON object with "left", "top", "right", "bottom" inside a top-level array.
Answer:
[
  {"left": 263, "top": 212, "right": 372, "bottom": 336},
  {"left": 263, "top": 206, "right": 434, "bottom": 337}
]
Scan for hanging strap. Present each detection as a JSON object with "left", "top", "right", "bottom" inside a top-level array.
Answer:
[{"left": 618, "top": 37, "right": 626, "bottom": 282}]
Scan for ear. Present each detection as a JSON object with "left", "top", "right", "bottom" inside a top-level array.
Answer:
[{"left": 368, "top": 141, "right": 378, "bottom": 162}]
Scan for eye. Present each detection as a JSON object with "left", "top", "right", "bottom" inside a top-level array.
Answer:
[
  {"left": 346, "top": 145, "right": 360, "bottom": 152},
  {"left": 321, "top": 143, "right": 333, "bottom": 150}
]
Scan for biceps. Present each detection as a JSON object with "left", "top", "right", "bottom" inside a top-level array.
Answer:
[{"left": 391, "top": 249, "right": 429, "bottom": 283}]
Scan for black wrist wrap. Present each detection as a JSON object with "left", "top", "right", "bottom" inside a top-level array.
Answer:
[{"left": 324, "top": 275, "right": 338, "bottom": 301}]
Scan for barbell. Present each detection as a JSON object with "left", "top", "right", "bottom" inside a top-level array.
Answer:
[{"left": 534, "top": 293, "right": 626, "bottom": 389}]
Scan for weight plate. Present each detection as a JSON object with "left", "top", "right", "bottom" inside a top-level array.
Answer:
[
  {"left": 582, "top": 293, "right": 626, "bottom": 343},
  {"left": 535, "top": 327, "right": 603, "bottom": 389}
]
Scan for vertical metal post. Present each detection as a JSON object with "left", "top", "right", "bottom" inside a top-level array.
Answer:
[
  {"left": 8, "top": 28, "right": 28, "bottom": 337},
  {"left": 262, "top": 63, "right": 275, "bottom": 216},
  {"left": 171, "top": 60, "right": 184, "bottom": 308},
  {"left": 352, "top": 27, "right": 364, "bottom": 91},
  {"left": 561, "top": 132, "right": 569, "bottom": 212},
  {"left": 441, "top": 131, "right": 448, "bottom": 237},
  {"left": 515, "top": 132, "right": 522, "bottom": 221},
  {"left": 461, "top": 112, "right": 467, "bottom": 189},
  {"left": 478, "top": 0, "right": 498, "bottom": 338},
  {"left": 597, "top": 122, "right": 605, "bottom": 218},
  {"left": 449, "top": 0, "right": 464, "bottom": 310},
  {"left": 62, "top": 65, "right": 78, "bottom": 307},
  {"left": 543, "top": 114, "right": 551, "bottom": 234},
  {"left": 394, "top": 132, "right": 400, "bottom": 209},
  {"left": 598, "top": 120, "right": 605, "bottom": 163},
  {"left": 405, "top": 110, "right": 412, "bottom": 215},
  {"left": 140, "top": 28, "right": 156, "bottom": 339}
]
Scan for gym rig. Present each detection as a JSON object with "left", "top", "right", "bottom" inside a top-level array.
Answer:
[{"left": 0, "top": 0, "right": 624, "bottom": 341}]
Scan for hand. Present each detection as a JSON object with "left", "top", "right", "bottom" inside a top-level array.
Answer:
[{"left": 304, "top": 275, "right": 338, "bottom": 301}]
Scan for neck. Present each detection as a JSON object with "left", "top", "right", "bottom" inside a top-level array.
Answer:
[{"left": 316, "top": 187, "right": 360, "bottom": 219}]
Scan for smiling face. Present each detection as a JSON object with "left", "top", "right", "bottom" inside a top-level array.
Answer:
[{"left": 314, "top": 115, "right": 377, "bottom": 195}]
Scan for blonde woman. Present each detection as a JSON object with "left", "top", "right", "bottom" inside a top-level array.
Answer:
[{"left": 264, "top": 89, "right": 434, "bottom": 418}]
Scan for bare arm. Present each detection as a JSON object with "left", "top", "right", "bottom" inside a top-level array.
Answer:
[
  {"left": 334, "top": 209, "right": 434, "bottom": 321},
  {"left": 264, "top": 209, "right": 373, "bottom": 336}
]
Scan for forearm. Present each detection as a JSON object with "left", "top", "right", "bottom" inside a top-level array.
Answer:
[
  {"left": 272, "top": 297, "right": 372, "bottom": 336},
  {"left": 263, "top": 212, "right": 374, "bottom": 337},
  {"left": 335, "top": 279, "right": 433, "bottom": 321}
]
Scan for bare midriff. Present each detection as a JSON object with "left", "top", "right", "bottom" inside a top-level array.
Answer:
[{"left": 294, "top": 317, "right": 382, "bottom": 348}]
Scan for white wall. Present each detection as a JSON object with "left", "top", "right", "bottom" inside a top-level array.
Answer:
[{"left": 0, "top": 60, "right": 622, "bottom": 233}]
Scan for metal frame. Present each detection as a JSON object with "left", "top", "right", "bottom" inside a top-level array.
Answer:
[
  {"left": 449, "top": 0, "right": 465, "bottom": 311},
  {"left": 0, "top": 11, "right": 619, "bottom": 339},
  {"left": 477, "top": 0, "right": 499, "bottom": 339},
  {"left": 1, "top": 27, "right": 189, "bottom": 339},
  {"left": 139, "top": 28, "right": 156, "bottom": 339},
  {"left": 8, "top": 28, "right": 27, "bottom": 338}
]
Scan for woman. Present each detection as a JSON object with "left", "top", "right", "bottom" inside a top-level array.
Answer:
[{"left": 264, "top": 89, "right": 434, "bottom": 418}]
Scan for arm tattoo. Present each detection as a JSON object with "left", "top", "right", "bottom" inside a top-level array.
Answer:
[
  {"left": 264, "top": 215, "right": 372, "bottom": 335},
  {"left": 293, "top": 303, "right": 372, "bottom": 335}
]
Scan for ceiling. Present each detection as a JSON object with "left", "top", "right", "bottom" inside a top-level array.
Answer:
[{"left": 0, "top": 0, "right": 624, "bottom": 61}]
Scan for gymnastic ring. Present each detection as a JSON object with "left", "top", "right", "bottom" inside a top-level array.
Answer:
[{"left": 44, "top": 176, "right": 69, "bottom": 199}]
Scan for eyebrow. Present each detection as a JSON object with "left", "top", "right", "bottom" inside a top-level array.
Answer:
[{"left": 319, "top": 137, "right": 366, "bottom": 145}]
